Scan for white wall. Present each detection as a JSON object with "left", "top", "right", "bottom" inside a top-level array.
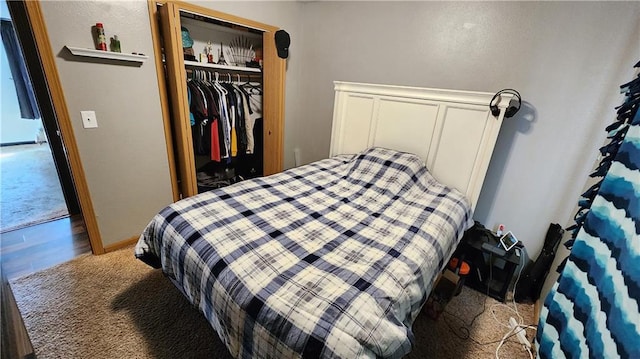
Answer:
[
  {"left": 39, "top": 0, "right": 174, "bottom": 247},
  {"left": 295, "top": 1, "right": 640, "bottom": 257}
]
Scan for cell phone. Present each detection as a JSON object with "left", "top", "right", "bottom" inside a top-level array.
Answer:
[{"left": 499, "top": 231, "right": 518, "bottom": 251}]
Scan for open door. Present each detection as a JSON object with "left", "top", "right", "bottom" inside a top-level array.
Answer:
[
  {"left": 5, "top": 1, "right": 81, "bottom": 216},
  {"left": 158, "top": 2, "right": 197, "bottom": 198},
  {"left": 261, "top": 27, "right": 285, "bottom": 176},
  {"left": 153, "top": 1, "right": 286, "bottom": 199}
]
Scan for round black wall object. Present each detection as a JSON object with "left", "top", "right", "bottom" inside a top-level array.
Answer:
[{"left": 275, "top": 30, "right": 290, "bottom": 59}]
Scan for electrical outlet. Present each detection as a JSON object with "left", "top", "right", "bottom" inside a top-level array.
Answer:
[
  {"left": 81, "top": 111, "right": 98, "bottom": 129},
  {"left": 294, "top": 148, "right": 301, "bottom": 167}
]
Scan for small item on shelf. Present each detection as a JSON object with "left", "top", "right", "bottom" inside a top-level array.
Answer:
[
  {"left": 181, "top": 26, "right": 196, "bottom": 61},
  {"left": 94, "top": 23, "right": 107, "bottom": 51},
  {"left": 109, "top": 35, "right": 121, "bottom": 53},
  {"left": 217, "top": 44, "right": 228, "bottom": 65},
  {"left": 246, "top": 60, "right": 260, "bottom": 68},
  {"left": 253, "top": 46, "right": 263, "bottom": 68},
  {"left": 205, "top": 41, "right": 214, "bottom": 64},
  {"left": 225, "top": 48, "right": 235, "bottom": 66},
  {"left": 184, "top": 51, "right": 196, "bottom": 61},
  {"left": 229, "top": 36, "right": 255, "bottom": 67},
  {"left": 253, "top": 46, "right": 263, "bottom": 61}
]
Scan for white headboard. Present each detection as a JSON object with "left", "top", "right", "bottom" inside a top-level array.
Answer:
[{"left": 330, "top": 81, "right": 512, "bottom": 211}]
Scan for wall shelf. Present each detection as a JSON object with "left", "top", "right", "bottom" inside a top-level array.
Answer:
[
  {"left": 184, "top": 60, "right": 261, "bottom": 73},
  {"left": 65, "top": 46, "right": 148, "bottom": 63}
]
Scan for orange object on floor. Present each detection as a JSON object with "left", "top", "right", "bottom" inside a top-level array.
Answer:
[{"left": 448, "top": 257, "right": 470, "bottom": 275}]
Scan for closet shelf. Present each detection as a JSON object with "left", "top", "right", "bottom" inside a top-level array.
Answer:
[
  {"left": 65, "top": 46, "right": 148, "bottom": 63},
  {"left": 184, "top": 60, "right": 261, "bottom": 73}
]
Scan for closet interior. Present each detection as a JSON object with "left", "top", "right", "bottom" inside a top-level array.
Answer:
[
  {"left": 150, "top": 1, "right": 285, "bottom": 200},
  {"left": 182, "top": 13, "right": 265, "bottom": 192}
]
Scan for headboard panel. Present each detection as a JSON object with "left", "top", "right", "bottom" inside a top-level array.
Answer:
[{"left": 330, "top": 81, "right": 512, "bottom": 211}]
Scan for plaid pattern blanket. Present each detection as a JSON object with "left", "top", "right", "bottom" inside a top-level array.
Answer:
[{"left": 135, "top": 147, "right": 473, "bottom": 358}]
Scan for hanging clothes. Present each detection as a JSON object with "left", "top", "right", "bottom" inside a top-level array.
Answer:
[
  {"left": 188, "top": 77, "right": 260, "bottom": 160},
  {"left": 186, "top": 72, "right": 263, "bottom": 191},
  {"left": 246, "top": 89, "right": 262, "bottom": 154},
  {"left": 187, "top": 80, "right": 209, "bottom": 156}
]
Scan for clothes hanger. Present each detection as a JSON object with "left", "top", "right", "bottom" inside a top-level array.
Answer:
[
  {"left": 240, "top": 72, "right": 262, "bottom": 94},
  {"left": 213, "top": 71, "right": 228, "bottom": 95}
]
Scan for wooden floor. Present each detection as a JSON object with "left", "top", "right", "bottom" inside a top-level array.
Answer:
[{"left": 0, "top": 215, "right": 90, "bottom": 280}]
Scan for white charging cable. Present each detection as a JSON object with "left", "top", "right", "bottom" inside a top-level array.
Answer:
[{"left": 495, "top": 247, "right": 536, "bottom": 358}]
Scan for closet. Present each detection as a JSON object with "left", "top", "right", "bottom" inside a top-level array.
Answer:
[{"left": 148, "top": 1, "right": 285, "bottom": 200}]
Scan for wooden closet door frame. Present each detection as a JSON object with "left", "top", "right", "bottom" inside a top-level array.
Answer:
[{"left": 148, "top": 0, "right": 285, "bottom": 200}]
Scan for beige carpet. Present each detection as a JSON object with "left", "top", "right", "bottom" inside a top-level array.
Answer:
[
  {"left": 10, "top": 247, "right": 536, "bottom": 358},
  {"left": 0, "top": 144, "right": 69, "bottom": 233}
]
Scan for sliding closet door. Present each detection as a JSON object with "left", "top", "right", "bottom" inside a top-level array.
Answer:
[
  {"left": 151, "top": 1, "right": 286, "bottom": 198},
  {"left": 262, "top": 30, "right": 285, "bottom": 176},
  {"left": 170, "top": 2, "right": 285, "bottom": 178},
  {"left": 158, "top": 3, "right": 197, "bottom": 197}
]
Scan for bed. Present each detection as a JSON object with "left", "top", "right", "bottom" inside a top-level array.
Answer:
[{"left": 135, "top": 82, "right": 512, "bottom": 358}]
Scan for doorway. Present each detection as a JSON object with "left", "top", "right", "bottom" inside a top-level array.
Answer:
[
  {"left": 1, "top": 0, "right": 79, "bottom": 231},
  {"left": 0, "top": 0, "right": 90, "bottom": 278}
]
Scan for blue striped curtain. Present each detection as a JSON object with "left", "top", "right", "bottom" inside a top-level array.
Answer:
[{"left": 536, "top": 62, "right": 640, "bottom": 358}]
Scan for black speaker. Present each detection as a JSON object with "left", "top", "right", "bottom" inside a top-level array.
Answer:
[
  {"left": 490, "top": 89, "right": 521, "bottom": 118},
  {"left": 515, "top": 223, "right": 564, "bottom": 303}
]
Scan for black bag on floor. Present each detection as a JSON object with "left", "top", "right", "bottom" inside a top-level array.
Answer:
[{"left": 515, "top": 223, "right": 564, "bottom": 303}]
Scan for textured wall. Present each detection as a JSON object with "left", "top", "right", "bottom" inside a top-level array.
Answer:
[
  {"left": 38, "top": 0, "right": 303, "bottom": 248},
  {"left": 295, "top": 1, "right": 640, "bottom": 256},
  {"left": 37, "top": 0, "right": 640, "bottom": 258},
  {"left": 39, "top": 0, "right": 173, "bottom": 247}
]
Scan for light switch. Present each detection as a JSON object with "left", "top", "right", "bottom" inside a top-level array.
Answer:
[{"left": 81, "top": 111, "right": 98, "bottom": 128}]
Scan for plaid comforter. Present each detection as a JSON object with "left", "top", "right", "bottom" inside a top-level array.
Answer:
[{"left": 135, "top": 147, "right": 473, "bottom": 358}]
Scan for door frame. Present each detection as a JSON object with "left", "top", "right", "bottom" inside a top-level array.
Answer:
[
  {"left": 148, "top": 0, "right": 286, "bottom": 199},
  {"left": 8, "top": 0, "right": 104, "bottom": 254},
  {"left": 4, "top": 2, "right": 80, "bottom": 216}
]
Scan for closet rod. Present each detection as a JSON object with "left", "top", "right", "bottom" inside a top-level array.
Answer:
[
  {"left": 186, "top": 69, "right": 262, "bottom": 82},
  {"left": 184, "top": 60, "right": 261, "bottom": 74}
]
